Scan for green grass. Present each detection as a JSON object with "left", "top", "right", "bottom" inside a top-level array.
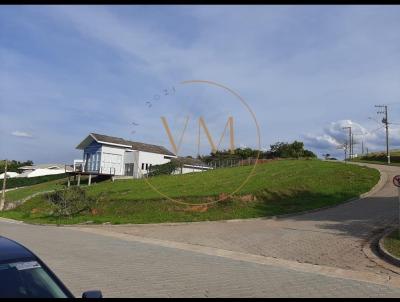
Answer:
[
  {"left": 4, "top": 176, "right": 92, "bottom": 202},
  {"left": 383, "top": 230, "right": 400, "bottom": 258},
  {"left": 0, "top": 159, "right": 380, "bottom": 225},
  {"left": 0, "top": 173, "right": 68, "bottom": 190}
]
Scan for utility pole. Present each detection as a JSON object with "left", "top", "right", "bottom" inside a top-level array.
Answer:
[
  {"left": 375, "top": 105, "right": 390, "bottom": 164},
  {"left": 361, "top": 140, "right": 364, "bottom": 155},
  {"left": 0, "top": 159, "right": 7, "bottom": 211},
  {"left": 342, "top": 126, "right": 352, "bottom": 160},
  {"left": 351, "top": 133, "right": 354, "bottom": 158}
]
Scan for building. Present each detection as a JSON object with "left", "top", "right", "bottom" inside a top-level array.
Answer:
[
  {"left": 0, "top": 164, "right": 71, "bottom": 179},
  {"left": 0, "top": 172, "right": 20, "bottom": 179},
  {"left": 17, "top": 164, "right": 72, "bottom": 178},
  {"left": 75, "top": 133, "right": 210, "bottom": 178}
]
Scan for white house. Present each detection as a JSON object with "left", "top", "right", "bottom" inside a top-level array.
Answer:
[
  {"left": 76, "top": 133, "right": 210, "bottom": 178},
  {"left": 17, "top": 164, "right": 72, "bottom": 178},
  {"left": 0, "top": 172, "right": 20, "bottom": 179}
]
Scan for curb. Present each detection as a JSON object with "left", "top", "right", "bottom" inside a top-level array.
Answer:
[{"left": 377, "top": 228, "right": 400, "bottom": 267}]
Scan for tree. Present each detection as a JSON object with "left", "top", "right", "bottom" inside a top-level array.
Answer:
[
  {"left": 322, "top": 153, "right": 331, "bottom": 160},
  {"left": 148, "top": 161, "right": 180, "bottom": 177},
  {"left": 269, "top": 141, "right": 316, "bottom": 158},
  {"left": 0, "top": 159, "right": 34, "bottom": 173}
]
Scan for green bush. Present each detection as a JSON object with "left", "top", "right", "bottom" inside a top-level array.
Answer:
[
  {"left": 148, "top": 161, "right": 180, "bottom": 177},
  {"left": 46, "top": 187, "right": 97, "bottom": 218},
  {"left": 0, "top": 173, "right": 67, "bottom": 190}
]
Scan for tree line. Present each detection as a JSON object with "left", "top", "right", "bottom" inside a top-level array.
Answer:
[
  {"left": 198, "top": 140, "right": 316, "bottom": 163},
  {"left": 0, "top": 160, "right": 33, "bottom": 173}
]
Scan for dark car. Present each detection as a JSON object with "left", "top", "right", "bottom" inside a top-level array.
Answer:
[{"left": 0, "top": 236, "right": 102, "bottom": 298}]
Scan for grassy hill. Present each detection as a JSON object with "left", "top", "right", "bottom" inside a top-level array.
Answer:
[{"left": 0, "top": 159, "right": 380, "bottom": 224}]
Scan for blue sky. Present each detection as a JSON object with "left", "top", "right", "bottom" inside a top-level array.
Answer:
[{"left": 1, "top": 5, "right": 400, "bottom": 163}]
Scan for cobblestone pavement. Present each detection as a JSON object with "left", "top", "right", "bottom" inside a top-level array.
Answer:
[
  {"left": 83, "top": 163, "right": 400, "bottom": 276},
  {"left": 1, "top": 220, "right": 400, "bottom": 298},
  {"left": 1, "top": 162, "right": 400, "bottom": 297}
]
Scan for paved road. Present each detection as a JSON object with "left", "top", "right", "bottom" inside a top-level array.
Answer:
[
  {"left": 84, "top": 163, "right": 400, "bottom": 275},
  {"left": 1, "top": 162, "right": 400, "bottom": 297},
  {"left": 1, "top": 219, "right": 400, "bottom": 298}
]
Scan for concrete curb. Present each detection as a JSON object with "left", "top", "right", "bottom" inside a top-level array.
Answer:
[{"left": 377, "top": 228, "right": 400, "bottom": 268}]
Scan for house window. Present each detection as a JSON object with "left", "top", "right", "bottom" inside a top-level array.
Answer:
[
  {"left": 141, "top": 163, "right": 144, "bottom": 170},
  {"left": 145, "top": 163, "right": 149, "bottom": 170}
]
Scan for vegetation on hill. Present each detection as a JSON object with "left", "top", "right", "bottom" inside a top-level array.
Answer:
[
  {"left": 351, "top": 150, "right": 400, "bottom": 166},
  {"left": 198, "top": 140, "right": 316, "bottom": 163},
  {"left": 383, "top": 230, "right": 400, "bottom": 258},
  {"left": 0, "top": 160, "right": 33, "bottom": 172},
  {"left": 0, "top": 173, "right": 68, "bottom": 190},
  {"left": 0, "top": 159, "right": 379, "bottom": 225}
]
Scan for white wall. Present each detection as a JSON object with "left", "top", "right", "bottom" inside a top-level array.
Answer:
[
  {"left": 172, "top": 166, "right": 212, "bottom": 175},
  {"left": 137, "top": 151, "right": 172, "bottom": 177},
  {"left": 101, "top": 145, "right": 126, "bottom": 176}
]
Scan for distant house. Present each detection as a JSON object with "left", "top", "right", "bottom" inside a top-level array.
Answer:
[
  {"left": 0, "top": 172, "right": 20, "bottom": 179},
  {"left": 75, "top": 133, "right": 210, "bottom": 178},
  {"left": 17, "top": 164, "right": 71, "bottom": 178},
  {"left": 171, "top": 157, "right": 212, "bottom": 174},
  {"left": 0, "top": 164, "right": 70, "bottom": 179}
]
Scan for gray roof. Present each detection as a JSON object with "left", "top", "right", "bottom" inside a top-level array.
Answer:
[
  {"left": 171, "top": 157, "right": 209, "bottom": 167},
  {"left": 90, "top": 133, "right": 175, "bottom": 156}
]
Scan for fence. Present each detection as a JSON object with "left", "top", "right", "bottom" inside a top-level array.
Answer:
[{"left": 205, "top": 158, "right": 275, "bottom": 169}]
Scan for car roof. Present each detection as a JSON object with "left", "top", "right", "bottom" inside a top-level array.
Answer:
[{"left": 0, "top": 236, "right": 35, "bottom": 262}]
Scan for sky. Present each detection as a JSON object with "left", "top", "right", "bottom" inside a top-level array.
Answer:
[{"left": 1, "top": 5, "right": 400, "bottom": 164}]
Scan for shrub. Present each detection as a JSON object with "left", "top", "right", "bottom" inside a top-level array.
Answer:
[
  {"left": 148, "top": 161, "right": 180, "bottom": 177},
  {"left": 46, "top": 187, "right": 97, "bottom": 218}
]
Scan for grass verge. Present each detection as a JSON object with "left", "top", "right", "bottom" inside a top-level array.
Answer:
[{"left": 383, "top": 230, "right": 400, "bottom": 258}]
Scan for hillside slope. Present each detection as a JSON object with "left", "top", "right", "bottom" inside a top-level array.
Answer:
[{"left": 0, "top": 159, "right": 380, "bottom": 224}]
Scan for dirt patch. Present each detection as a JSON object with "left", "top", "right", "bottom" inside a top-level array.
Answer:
[
  {"left": 183, "top": 205, "right": 209, "bottom": 212},
  {"left": 218, "top": 193, "right": 231, "bottom": 202},
  {"left": 30, "top": 208, "right": 40, "bottom": 214},
  {"left": 238, "top": 194, "right": 256, "bottom": 202},
  {"left": 91, "top": 208, "right": 103, "bottom": 216}
]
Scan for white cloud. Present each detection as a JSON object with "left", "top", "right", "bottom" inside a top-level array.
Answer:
[
  {"left": 11, "top": 131, "right": 33, "bottom": 138},
  {"left": 304, "top": 119, "right": 400, "bottom": 158}
]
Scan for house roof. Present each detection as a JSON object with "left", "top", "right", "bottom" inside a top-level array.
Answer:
[
  {"left": 171, "top": 157, "right": 210, "bottom": 168},
  {"left": 77, "top": 133, "right": 176, "bottom": 156},
  {"left": 18, "top": 164, "right": 66, "bottom": 170}
]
